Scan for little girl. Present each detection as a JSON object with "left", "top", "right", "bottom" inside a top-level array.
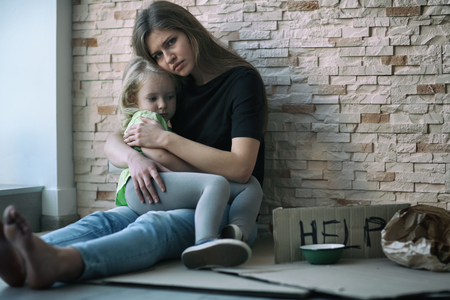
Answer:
[{"left": 115, "top": 56, "right": 263, "bottom": 269}]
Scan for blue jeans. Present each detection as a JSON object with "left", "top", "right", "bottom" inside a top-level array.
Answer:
[{"left": 41, "top": 205, "right": 257, "bottom": 280}]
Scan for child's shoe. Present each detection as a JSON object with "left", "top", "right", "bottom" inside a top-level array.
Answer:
[
  {"left": 181, "top": 239, "right": 251, "bottom": 269},
  {"left": 220, "top": 224, "right": 243, "bottom": 241}
]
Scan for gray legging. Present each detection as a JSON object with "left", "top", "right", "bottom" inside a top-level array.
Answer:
[{"left": 125, "top": 172, "right": 262, "bottom": 244}]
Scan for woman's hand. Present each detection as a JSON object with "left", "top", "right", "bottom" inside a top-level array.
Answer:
[
  {"left": 127, "top": 151, "right": 172, "bottom": 203},
  {"left": 123, "top": 117, "right": 166, "bottom": 148}
]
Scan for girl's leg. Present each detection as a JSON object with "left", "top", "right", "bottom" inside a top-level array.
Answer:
[
  {"left": 227, "top": 176, "right": 263, "bottom": 239},
  {"left": 126, "top": 172, "right": 230, "bottom": 244}
]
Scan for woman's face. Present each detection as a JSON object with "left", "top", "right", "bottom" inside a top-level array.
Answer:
[{"left": 146, "top": 29, "right": 196, "bottom": 77}]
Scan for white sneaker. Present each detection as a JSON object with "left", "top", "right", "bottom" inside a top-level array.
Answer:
[
  {"left": 181, "top": 239, "right": 252, "bottom": 269},
  {"left": 220, "top": 224, "right": 243, "bottom": 241}
]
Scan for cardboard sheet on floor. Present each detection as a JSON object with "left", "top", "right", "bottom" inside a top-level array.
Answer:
[
  {"left": 91, "top": 236, "right": 309, "bottom": 298},
  {"left": 94, "top": 235, "right": 450, "bottom": 299},
  {"left": 215, "top": 258, "right": 450, "bottom": 299}
]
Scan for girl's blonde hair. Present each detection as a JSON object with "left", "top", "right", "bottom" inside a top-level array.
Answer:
[
  {"left": 119, "top": 56, "right": 177, "bottom": 133},
  {"left": 132, "top": 0, "right": 268, "bottom": 132}
]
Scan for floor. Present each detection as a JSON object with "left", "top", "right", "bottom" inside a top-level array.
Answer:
[
  {"left": 0, "top": 280, "right": 338, "bottom": 300},
  {"left": 3, "top": 278, "right": 450, "bottom": 300},
  {"left": 2, "top": 234, "right": 450, "bottom": 300}
]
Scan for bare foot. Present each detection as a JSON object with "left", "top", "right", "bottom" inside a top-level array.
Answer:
[
  {"left": 3, "top": 206, "right": 84, "bottom": 289},
  {"left": 0, "top": 220, "right": 26, "bottom": 287}
]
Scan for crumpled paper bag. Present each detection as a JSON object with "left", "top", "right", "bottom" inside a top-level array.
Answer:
[{"left": 381, "top": 205, "right": 450, "bottom": 272}]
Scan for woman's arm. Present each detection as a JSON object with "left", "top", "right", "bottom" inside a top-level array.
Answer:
[
  {"left": 162, "top": 134, "right": 259, "bottom": 183},
  {"left": 104, "top": 128, "right": 171, "bottom": 203},
  {"left": 104, "top": 128, "right": 138, "bottom": 168},
  {"left": 124, "top": 121, "right": 260, "bottom": 183},
  {"left": 140, "top": 147, "right": 201, "bottom": 173}
]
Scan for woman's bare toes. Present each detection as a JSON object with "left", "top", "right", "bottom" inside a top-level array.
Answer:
[
  {"left": 3, "top": 205, "right": 61, "bottom": 289},
  {"left": 0, "top": 219, "right": 26, "bottom": 287}
]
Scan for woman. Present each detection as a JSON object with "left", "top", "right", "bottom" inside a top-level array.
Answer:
[{"left": 0, "top": 0, "right": 266, "bottom": 289}]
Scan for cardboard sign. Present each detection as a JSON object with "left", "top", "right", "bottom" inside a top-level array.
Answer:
[{"left": 273, "top": 204, "right": 410, "bottom": 264}]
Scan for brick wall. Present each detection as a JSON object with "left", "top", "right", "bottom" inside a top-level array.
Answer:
[{"left": 72, "top": 0, "right": 450, "bottom": 232}]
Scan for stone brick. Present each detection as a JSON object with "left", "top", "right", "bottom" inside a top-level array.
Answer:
[
  {"left": 366, "top": 46, "right": 394, "bottom": 56},
  {"left": 380, "top": 181, "right": 414, "bottom": 192},
  {"left": 416, "top": 84, "right": 446, "bottom": 94},
  {"left": 342, "top": 27, "right": 370, "bottom": 38},
  {"left": 291, "top": 38, "right": 335, "bottom": 48},
  {"left": 293, "top": 28, "right": 341, "bottom": 39},
  {"left": 436, "top": 74, "right": 450, "bottom": 84},
  {"left": 114, "top": 10, "right": 137, "bottom": 20},
  {"left": 312, "top": 95, "right": 339, "bottom": 104},
  {"left": 386, "top": 6, "right": 421, "bottom": 16},
  {"left": 344, "top": 190, "right": 395, "bottom": 201},
  {"left": 338, "top": 114, "right": 360, "bottom": 123},
  {"left": 390, "top": 36, "right": 411, "bottom": 46},
  {"left": 390, "top": 26, "right": 420, "bottom": 36},
  {"left": 339, "top": 47, "right": 365, "bottom": 57},
  {"left": 397, "top": 192, "right": 438, "bottom": 203},
  {"left": 311, "top": 123, "right": 339, "bottom": 132},
  {"left": 417, "top": 143, "right": 450, "bottom": 153},
  {"left": 287, "top": 0, "right": 319, "bottom": 11},
  {"left": 414, "top": 163, "right": 446, "bottom": 174},
  {"left": 332, "top": 38, "right": 363, "bottom": 47},
  {"left": 365, "top": 0, "right": 391, "bottom": 7},
  {"left": 311, "top": 85, "right": 346, "bottom": 95},
  {"left": 308, "top": 76, "right": 329, "bottom": 85},
  {"left": 317, "top": 133, "right": 351, "bottom": 143},
  {"left": 395, "top": 65, "right": 442, "bottom": 75},
  {"left": 330, "top": 76, "right": 356, "bottom": 85},
  {"left": 342, "top": 143, "right": 373, "bottom": 153},
  {"left": 396, "top": 172, "right": 445, "bottom": 184},
  {"left": 281, "top": 104, "right": 316, "bottom": 113},
  {"left": 361, "top": 114, "right": 390, "bottom": 123},
  {"left": 239, "top": 30, "right": 271, "bottom": 40},
  {"left": 96, "top": 191, "right": 116, "bottom": 200},
  {"left": 340, "top": 66, "right": 392, "bottom": 76},
  {"left": 341, "top": 94, "right": 388, "bottom": 104},
  {"left": 366, "top": 172, "right": 395, "bottom": 181},
  {"left": 243, "top": 11, "right": 282, "bottom": 21},
  {"left": 381, "top": 55, "right": 408, "bottom": 65},
  {"left": 221, "top": 22, "right": 251, "bottom": 32},
  {"left": 72, "top": 38, "right": 98, "bottom": 47}
]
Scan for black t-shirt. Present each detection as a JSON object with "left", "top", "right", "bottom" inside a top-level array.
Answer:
[{"left": 171, "top": 66, "right": 265, "bottom": 186}]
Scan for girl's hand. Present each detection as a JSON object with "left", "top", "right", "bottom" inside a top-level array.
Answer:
[
  {"left": 123, "top": 117, "right": 165, "bottom": 148},
  {"left": 127, "top": 152, "right": 172, "bottom": 203}
]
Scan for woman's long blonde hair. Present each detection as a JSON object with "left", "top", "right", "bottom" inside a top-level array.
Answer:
[
  {"left": 119, "top": 56, "right": 177, "bottom": 133},
  {"left": 132, "top": 0, "right": 268, "bottom": 132}
]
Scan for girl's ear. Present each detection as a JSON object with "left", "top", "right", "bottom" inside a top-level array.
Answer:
[{"left": 129, "top": 94, "right": 137, "bottom": 104}]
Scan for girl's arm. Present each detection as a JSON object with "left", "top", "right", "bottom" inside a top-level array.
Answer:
[
  {"left": 104, "top": 128, "right": 170, "bottom": 203},
  {"left": 124, "top": 120, "right": 260, "bottom": 183}
]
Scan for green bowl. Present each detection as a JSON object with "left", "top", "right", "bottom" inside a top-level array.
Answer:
[{"left": 300, "top": 244, "right": 345, "bottom": 265}]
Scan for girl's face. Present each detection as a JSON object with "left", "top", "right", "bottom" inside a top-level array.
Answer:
[
  {"left": 134, "top": 75, "right": 176, "bottom": 122},
  {"left": 146, "top": 29, "right": 196, "bottom": 78}
]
